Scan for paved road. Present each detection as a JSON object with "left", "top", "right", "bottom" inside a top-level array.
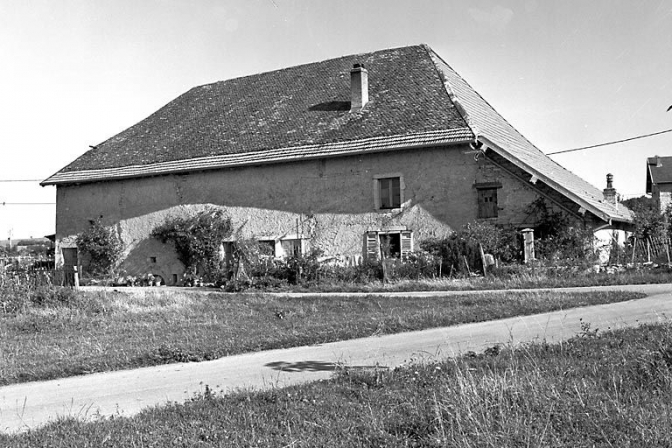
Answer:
[{"left": 2, "top": 284, "right": 672, "bottom": 434}]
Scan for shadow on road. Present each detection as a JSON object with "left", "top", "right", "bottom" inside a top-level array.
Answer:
[{"left": 265, "top": 360, "right": 387, "bottom": 372}]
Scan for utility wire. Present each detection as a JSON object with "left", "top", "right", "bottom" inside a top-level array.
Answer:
[
  {"left": 547, "top": 128, "right": 672, "bottom": 155},
  {"left": 0, "top": 179, "right": 44, "bottom": 182},
  {"left": 1, "top": 202, "right": 55, "bottom": 205}
]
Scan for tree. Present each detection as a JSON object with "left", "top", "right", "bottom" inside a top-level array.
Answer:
[
  {"left": 76, "top": 219, "right": 123, "bottom": 276},
  {"left": 622, "top": 196, "right": 665, "bottom": 240}
]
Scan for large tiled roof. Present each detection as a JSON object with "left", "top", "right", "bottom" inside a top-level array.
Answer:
[
  {"left": 43, "top": 44, "right": 631, "bottom": 224},
  {"left": 44, "top": 45, "right": 472, "bottom": 180}
]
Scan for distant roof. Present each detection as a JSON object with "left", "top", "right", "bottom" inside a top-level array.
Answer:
[
  {"left": 42, "top": 44, "right": 631, "bottom": 224},
  {"left": 647, "top": 156, "right": 672, "bottom": 192}
]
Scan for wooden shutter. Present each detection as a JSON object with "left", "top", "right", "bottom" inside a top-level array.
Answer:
[
  {"left": 400, "top": 231, "right": 413, "bottom": 259},
  {"left": 365, "top": 232, "right": 380, "bottom": 260},
  {"left": 478, "top": 188, "right": 498, "bottom": 218}
]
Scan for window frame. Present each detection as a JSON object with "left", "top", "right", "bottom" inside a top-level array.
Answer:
[
  {"left": 373, "top": 172, "right": 404, "bottom": 211},
  {"left": 364, "top": 229, "right": 413, "bottom": 260}
]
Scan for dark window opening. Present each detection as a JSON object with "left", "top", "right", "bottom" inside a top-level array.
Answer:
[
  {"left": 379, "top": 177, "right": 401, "bottom": 209},
  {"left": 258, "top": 240, "right": 276, "bottom": 257},
  {"left": 365, "top": 231, "right": 413, "bottom": 260},
  {"left": 150, "top": 256, "right": 157, "bottom": 263},
  {"left": 379, "top": 233, "right": 401, "bottom": 258}
]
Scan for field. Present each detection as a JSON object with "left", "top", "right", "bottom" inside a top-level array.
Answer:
[
  {"left": 0, "top": 287, "right": 644, "bottom": 386},
  {"left": 2, "top": 322, "right": 671, "bottom": 447}
]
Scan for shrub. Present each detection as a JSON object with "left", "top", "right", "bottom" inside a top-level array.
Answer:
[
  {"left": 76, "top": 219, "right": 123, "bottom": 276},
  {"left": 526, "top": 198, "right": 598, "bottom": 264},
  {"left": 152, "top": 209, "right": 232, "bottom": 282}
]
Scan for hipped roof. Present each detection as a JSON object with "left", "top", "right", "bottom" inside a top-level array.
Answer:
[{"left": 42, "top": 44, "right": 631, "bottom": 224}]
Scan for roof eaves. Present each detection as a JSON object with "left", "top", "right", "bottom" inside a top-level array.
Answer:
[
  {"left": 479, "top": 136, "right": 631, "bottom": 224},
  {"left": 41, "top": 128, "right": 474, "bottom": 186}
]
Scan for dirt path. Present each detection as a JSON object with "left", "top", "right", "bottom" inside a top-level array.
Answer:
[{"left": 2, "top": 284, "right": 672, "bottom": 434}]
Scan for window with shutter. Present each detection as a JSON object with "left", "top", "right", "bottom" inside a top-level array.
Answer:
[
  {"left": 474, "top": 182, "right": 502, "bottom": 219},
  {"left": 364, "top": 230, "right": 413, "bottom": 260},
  {"left": 365, "top": 232, "right": 380, "bottom": 260},
  {"left": 400, "top": 231, "right": 413, "bottom": 258}
]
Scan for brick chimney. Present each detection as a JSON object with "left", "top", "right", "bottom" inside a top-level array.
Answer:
[
  {"left": 350, "top": 63, "right": 368, "bottom": 111},
  {"left": 603, "top": 173, "right": 617, "bottom": 205}
]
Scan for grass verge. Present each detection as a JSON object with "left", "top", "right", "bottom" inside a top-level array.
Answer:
[
  {"left": 282, "top": 267, "right": 672, "bottom": 293},
  {"left": 0, "top": 288, "right": 643, "bottom": 386},
  {"left": 2, "top": 322, "right": 671, "bottom": 447}
]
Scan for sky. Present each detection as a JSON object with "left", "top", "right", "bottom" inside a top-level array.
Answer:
[{"left": 1, "top": 0, "right": 671, "bottom": 240}]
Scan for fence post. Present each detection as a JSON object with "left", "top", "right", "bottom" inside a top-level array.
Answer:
[
  {"left": 647, "top": 238, "right": 651, "bottom": 263},
  {"left": 72, "top": 266, "right": 79, "bottom": 289},
  {"left": 522, "top": 228, "right": 535, "bottom": 264}
]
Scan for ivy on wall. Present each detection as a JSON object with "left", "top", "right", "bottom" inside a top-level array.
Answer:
[
  {"left": 151, "top": 209, "right": 232, "bottom": 281},
  {"left": 76, "top": 219, "right": 123, "bottom": 276}
]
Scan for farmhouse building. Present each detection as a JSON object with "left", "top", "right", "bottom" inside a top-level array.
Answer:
[
  {"left": 42, "top": 44, "right": 632, "bottom": 284},
  {"left": 646, "top": 156, "right": 672, "bottom": 213}
]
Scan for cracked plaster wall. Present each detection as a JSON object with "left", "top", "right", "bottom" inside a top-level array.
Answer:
[{"left": 55, "top": 144, "right": 551, "bottom": 284}]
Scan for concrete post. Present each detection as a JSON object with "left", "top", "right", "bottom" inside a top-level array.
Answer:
[{"left": 522, "top": 228, "right": 535, "bottom": 263}]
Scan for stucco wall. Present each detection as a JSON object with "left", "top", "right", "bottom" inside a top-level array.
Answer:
[
  {"left": 55, "top": 145, "right": 565, "bottom": 283},
  {"left": 653, "top": 184, "right": 672, "bottom": 213}
]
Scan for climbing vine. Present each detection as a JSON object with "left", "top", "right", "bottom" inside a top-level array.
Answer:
[
  {"left": 76, "top": 219, "right": 123, "bottom": 276},
  {"left": 151, "top": 209, "right": 232, "bottom": 280}
]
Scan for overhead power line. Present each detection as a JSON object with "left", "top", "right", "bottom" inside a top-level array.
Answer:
[
  {"left": 1, "top": 202, "right": 56, "bottom": 205},
  {"left": 547, "top": 128, "right": 672, "bottom": 155},
  {"left": 0, "top": 179, "right": 44, "bottom": 182}
]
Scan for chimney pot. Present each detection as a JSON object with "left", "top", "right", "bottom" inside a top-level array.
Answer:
[
  {"left": 350, "top": 63, "right": 368, "bottom": 111},
  {"left": 603, "top": 173, "right": 617, "bottom": 205}
]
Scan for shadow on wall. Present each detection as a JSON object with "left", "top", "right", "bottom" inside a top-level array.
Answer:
[{"left": 121, "top": 237, "right": 184, "bottom": 285}]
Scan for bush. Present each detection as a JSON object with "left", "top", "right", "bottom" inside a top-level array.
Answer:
[{"left": 76, "top": 219, "right": 123, "bottom": 276}]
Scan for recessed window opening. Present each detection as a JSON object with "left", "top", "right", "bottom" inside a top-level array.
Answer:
[
  {"left": 281, "top": 239, "right": 302, "bottom": 258},
  {"left": 379, "top": 177, "right": 401, "bottom": 209},
  {"left": 379, "top": 233, "right": 401, "bottom": 258}
]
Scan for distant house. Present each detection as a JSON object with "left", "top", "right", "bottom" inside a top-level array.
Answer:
[
  {"left": 42, "top": 44, "right": 632, "bottom": 283},
  {"left": 646, "top": 156, "right": 672, "bottom": 212}
]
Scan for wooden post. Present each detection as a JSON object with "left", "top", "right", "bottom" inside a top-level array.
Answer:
[
  {"left": 647, "top": 238, "right": 651, "bottom": 263},
  {"left": 479, "top": 243, "right": 487, "bottom": 276},
  {"left": 631, "top": 237, "right": 637, "bottom": 264}
]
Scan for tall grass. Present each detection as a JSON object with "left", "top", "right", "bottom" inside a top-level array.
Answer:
[
  {"left": 3, "top": 323, "right": 670, "bottom": 446},
  {"left": 0, "top": 288, "right": 643, "bottom": 386}
]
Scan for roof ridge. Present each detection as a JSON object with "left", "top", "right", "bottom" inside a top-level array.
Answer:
[
  {"left": 191, "top": 44, "right": 429, "bottom": 91},
  {"left": 422, "top": 44, "right": 478, "bottom": 138}
]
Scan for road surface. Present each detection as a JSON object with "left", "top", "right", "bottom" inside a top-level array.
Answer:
[{"left": 1, "top": 283, "right": 671, "bottom": 434}]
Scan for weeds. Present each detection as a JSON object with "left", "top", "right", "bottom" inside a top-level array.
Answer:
[
  {"left": 0, "top": 288, "right": 644, "bottom": 386},
  {"left": 4, "top": 323, "right": 671, "bottom": 447}
]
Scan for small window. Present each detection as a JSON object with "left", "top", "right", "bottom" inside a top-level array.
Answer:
[
  {"left": 281, "top": 239, "right": 302, "bottom": 258},
  {"left": 150, "top": 256, "right": 157, "bottom": 263},
  {"left": 258, "top": 240, "right": 276, "bottom": 257},
  {"left": 374, "top": 173, "right": 404, "bottom": 210},
  {"left": 365, "top": 230, "right": 413, "bottom": 260},
  {"left": 478, "top": 188, "right": 498, "bottom": 218},
  {"left": 379, "top": 177, "right": 401, "bottom": 209},
  {"left": 474, "top": 182, "right": 502, "bottom": 219}
]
